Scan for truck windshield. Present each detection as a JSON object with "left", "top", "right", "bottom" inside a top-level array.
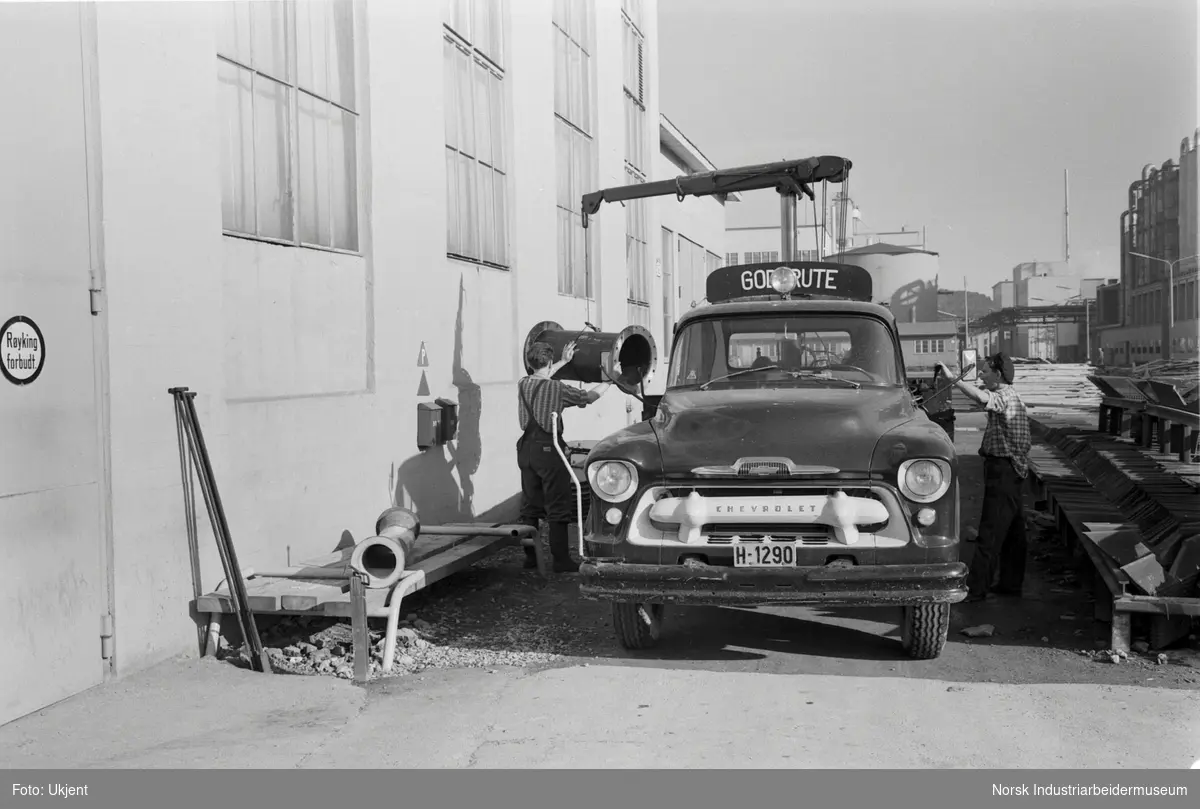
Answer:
[{"left": 666, "top": 314, "right": 904, "bottom": 390}]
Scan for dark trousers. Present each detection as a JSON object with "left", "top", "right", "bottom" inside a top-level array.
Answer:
[
  {"left": 517, "top": 435, "right": 577, "bottom": 566},
  {"left": 966, "top": 457, "right": 1027, "bottom": 596}
]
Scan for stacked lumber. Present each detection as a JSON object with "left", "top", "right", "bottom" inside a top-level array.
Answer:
[
  {"left": 1012, "top": 363, "right": 1102, "bottom": 414},
  {"left": 949, "top": 362, "right": 1101, "bottom": 414},
  {"left": 1035, "top": 422, "right": 1200, "bottom": 599}
]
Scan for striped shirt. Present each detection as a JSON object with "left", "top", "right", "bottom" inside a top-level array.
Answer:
[
  {"left": 518, "top": 375, "right": 589, "bottom": 436},
  {"left": 978, "top": 385, "right": 1031, "bottom": 479}
]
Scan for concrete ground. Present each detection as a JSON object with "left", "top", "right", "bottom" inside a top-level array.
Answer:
[{"left": 3, "top": 412, "right": 1199, "bottom": 768}]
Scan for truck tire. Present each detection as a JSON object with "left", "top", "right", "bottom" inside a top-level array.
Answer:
[
  {"left": 612, "top": 602, "right": 664, "bottom": 649},
  {"left": 900, "top": 603, "right": 950, "bottom": 660}
]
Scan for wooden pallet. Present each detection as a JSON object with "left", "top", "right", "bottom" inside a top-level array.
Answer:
[
  {"left": 195, "top": 532, "right": 515, "bottom": 617},
  {"left": 193, "top": 531, "right": 519, "bottom": 682}
]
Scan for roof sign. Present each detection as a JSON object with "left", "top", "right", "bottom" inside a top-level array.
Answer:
[{"left": 706, "top": 261, "right": 874, "bottom": 304}]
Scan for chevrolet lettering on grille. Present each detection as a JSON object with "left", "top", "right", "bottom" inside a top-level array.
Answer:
[{"left": 649, "top": 492, "right": 888, "bottom": 545}]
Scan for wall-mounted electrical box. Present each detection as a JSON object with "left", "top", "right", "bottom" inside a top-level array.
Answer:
[
  {"left": 434, "top": 397, "right": 459, "bottom": 443},
  {"left": 417, "top": 402, "right": 442, "bottom": 451}
]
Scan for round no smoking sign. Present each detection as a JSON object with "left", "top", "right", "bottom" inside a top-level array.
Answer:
[{"left": 1, "top": 315, "right": 46, "bottom": 386}]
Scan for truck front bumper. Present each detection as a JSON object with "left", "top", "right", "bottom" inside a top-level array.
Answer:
[{"left": 578, "top": 561, "right": 969, "bottom": 607}]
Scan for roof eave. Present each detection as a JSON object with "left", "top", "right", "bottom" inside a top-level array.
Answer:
[{"left": 658, "top": 114, "right": 742, "bottom": 202}]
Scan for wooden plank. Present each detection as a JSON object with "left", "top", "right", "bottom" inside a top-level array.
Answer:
[
  {"left": 193, "top": 533, "right": 514, "bottom": 618},
  {"left": 1113, "top": 594, "right": 1200, "bottom": 617},
  {"left": 350, "top": 575, "right": 369, "bottom": 685}
]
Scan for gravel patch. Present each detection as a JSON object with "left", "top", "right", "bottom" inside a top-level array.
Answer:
[{"left": 218, "top": 546, "right": 611, "bottom": 682}]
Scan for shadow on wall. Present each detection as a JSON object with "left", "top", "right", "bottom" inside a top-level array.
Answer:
[
  {"left": 391, "top": 274, "right": 485, "bottom": 526},
  {"left": 889, "top": 278, "right": 940, "bottom": 322}
]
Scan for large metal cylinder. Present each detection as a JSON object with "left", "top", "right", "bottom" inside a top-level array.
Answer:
[
  {"left": 523, "top": 320, "right": 657, "bottom": 390},
  {"left": 345, "top": 507, "right": 421, "bottom": 589}
]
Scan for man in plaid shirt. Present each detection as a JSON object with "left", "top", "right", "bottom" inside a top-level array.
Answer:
[{"left": 937, "top": 352, "right": 1031, "bottom": 602}]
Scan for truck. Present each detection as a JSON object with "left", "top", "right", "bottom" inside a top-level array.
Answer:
[{"left": 572, "top": 156, "right": 968, "bottom": 659}]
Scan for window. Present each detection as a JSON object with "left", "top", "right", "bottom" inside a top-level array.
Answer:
[
  {"left": 622, "top": 1, "right": 647, "bottom": 176},
  {"left": 626, "top": 170, "right": 650, "bottom": 328},
  {"left": 555, "top": 0, "right": 596, "bottom": 298},
  {"left": 445, "top": 0, "right": 509, "bottom": 268},
  {"left": 743, "top": 251, "right": 779, "bottom": 264},
  {"left": 668, "top": 314, "right": 903, "bottom": 389},
  {"left": 218, "top": 0, "right": 359, "bottom": 252},
  {"left": 726, "top": 252, "right": 739, "bottom": 267}
]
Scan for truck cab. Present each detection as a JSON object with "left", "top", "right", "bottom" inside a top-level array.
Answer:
[{"left": 577, "top": 261, "right": 968, "bottom": 659}]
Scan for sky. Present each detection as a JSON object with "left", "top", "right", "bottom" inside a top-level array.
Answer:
[{"left": 657, "top": 0, "right": 1199, "bottom": 294}]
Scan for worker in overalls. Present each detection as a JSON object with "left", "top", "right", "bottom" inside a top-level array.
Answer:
[{"left": 517, "top": 340, "right": 612, "bottom": 572}]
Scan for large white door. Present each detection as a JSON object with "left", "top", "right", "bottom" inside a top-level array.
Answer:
[{"left": 0, "top": 1, "right": 109, "bottom": 726}]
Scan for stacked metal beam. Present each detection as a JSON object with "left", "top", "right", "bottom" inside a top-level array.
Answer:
[{"left": 1033, "top": 422, "right": 1200, "bottom": 598}]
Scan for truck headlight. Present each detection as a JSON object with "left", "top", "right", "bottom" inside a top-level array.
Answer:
[
  {"left": 897, "top": 459, "right": 951, "bottom": 503},
  {"left": 587, "top": 460, "right": 638, "bottom": 503}
]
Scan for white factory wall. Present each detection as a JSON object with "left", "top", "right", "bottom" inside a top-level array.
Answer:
[
  {"left": 649, "top": 144, "right": 729, "bottom": 395},
  {"left": 724, "top": 225, "right": 830, "bottom": 266},
  {"left": 0, "top": 0, "right": 740, "bottom": 725}
]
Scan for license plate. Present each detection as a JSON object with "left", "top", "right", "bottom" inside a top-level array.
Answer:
[{"left": 733, "top": 542, "right": 797, "bottom": 567}]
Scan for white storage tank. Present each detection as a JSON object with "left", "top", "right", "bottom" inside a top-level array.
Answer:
[{"left": 823, "top": 243, "right": 942, "bottom": 322}]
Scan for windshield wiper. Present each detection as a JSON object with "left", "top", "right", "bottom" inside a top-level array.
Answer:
[
  {"left": 698, "top": 365, "right": 779, "bottom": 390},
  {"left": 785, "top": 370, "right": 861, "bottom": 389}
]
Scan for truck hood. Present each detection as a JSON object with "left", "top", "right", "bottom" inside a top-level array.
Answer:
[{"left": 652, "top": 387, "right": 916, "bottom": 476}]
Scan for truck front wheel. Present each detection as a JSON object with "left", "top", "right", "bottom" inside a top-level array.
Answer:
[
  {"left": 612, "top": 602, "right": 665, "bottom": 649},
  {"left": 900, "top": 603, "right": 951, "bottom": 659}
]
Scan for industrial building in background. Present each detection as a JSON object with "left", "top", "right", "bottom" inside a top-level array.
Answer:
[
  {"left": 1097, "top": 130, "right": 1200, "bottom": 366},
  {"left": 0, "top": 0, "right": 732, "bottom": 726}
]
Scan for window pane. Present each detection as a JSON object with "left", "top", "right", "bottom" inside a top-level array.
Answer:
[
  {"left": 471, "top": 0, "right": 494, "bottom": 63},
  {"left": 297, "top": 0, "right": 329, "bottom": 98},
  {"left": 443, "top": 38, "right": 458, "bottom": 149},
  {"left": 298, "top": 91, "right": 331, "bottom": 246},
  {"left": 331, "top": 110, "right": 358, "bottom": 251},
  {"left": 253, "top": 75, "right": 293, "bottom": 240},
  {"left": 450, "top": 0, "right": 470, "bottom": 39},
  {"left": 489, "top": 70, "right": 505, "bottom": 172},
  {"left": 575, "top": 213, "right": 588, "bottom": 297},
  {"left": 579, "top": 50, "right": 591, "bottom": 134},
  {"left": 554, "top": 30, "right": 569, "bottom": 120},
  {"left": 329, "top": 0, "right": 356, "bottom": 110},
  {"left": 251, "top": 0, "right": 289, "bottom": 81},
  {"left": 568, "top": 44, "right": 581, "bottom": 126},
  {"left": 218, "top": 61, "right": 254, "bottom": 234},
  {"left": 477, "top": 164, "right": 495, "bottom": 264},
  {"left": 493, "top": 171, "right": 509, "bottom": 266},
  {"left": 446, "top": 148, "right": 460, "bottom": 255},
  {"left": 216, "top": 0, "right": 252, "bottom": 64},
  {"left": 458, "top": 152, "right": 477, "bottom": 258},
  {"left": 555, "top": 120, "right": 571, "bottom": 209},
  {"left": 473, "top": 61, "right": 492, "bottom": 167},
  {"left": 490, "top": 0, "right": 505, "bottom": 68},
  {"left": 557, "top": 207, "right": 571, "bottom": 293},
  {"left": 455, "top": 46, "right": 475, "bottom": 157}
]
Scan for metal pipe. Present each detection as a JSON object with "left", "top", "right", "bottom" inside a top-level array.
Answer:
[
  {"left": 253, "top": 566, "right": 355, "bottom": 580},
  {"left": 780, "top": 190, "right": 797, "bottom": 260},
  {"left": 419, "top": 524, "right": 534, "bottom": 538},
  {"left": 552, "top": 412, "right": 585, "bottom": 560},
  {"left": 382, "top": 570, "right": 429, "bottom": 672}
]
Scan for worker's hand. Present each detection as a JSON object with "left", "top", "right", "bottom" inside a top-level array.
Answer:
[{"left": 561, "top": 340, "right": 577, "bottom": 364}]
